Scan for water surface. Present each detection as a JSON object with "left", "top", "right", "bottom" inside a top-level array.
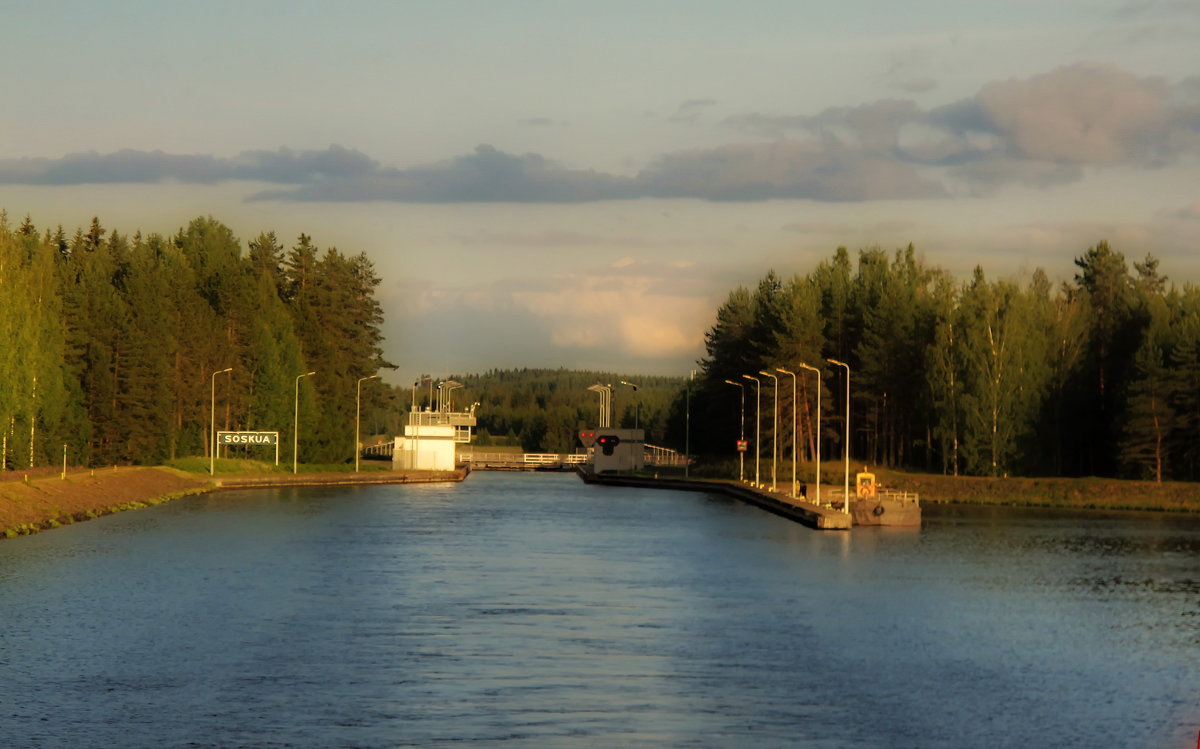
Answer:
[{"left": 1, "top": 472, "right": 1197, "bottom": 747}]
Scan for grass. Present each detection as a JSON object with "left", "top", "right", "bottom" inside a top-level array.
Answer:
[{"left": 686, "top": 456, "right": 1200, "bottom": 514}]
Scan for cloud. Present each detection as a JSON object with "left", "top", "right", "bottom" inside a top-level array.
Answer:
[
  {"left": 509, "top": 271, "right": 709, "bottom": 357},
  {"left": 896, "top": 78, "right": 938, "bottom": 94},
  {"left": 635, "top": 138, "right": 948, "bottom": 201},
  {"left": 1165, "top": 201, "right": 1200, "bottom": 221},
  {"left": 399, "top": 260, "right": 714, "bottom": 368},
  {"left": 5, "top": 64, "right": 1199, "bottom": 203},
  {"left": 669, "top": 98, "right": 718, "bottom": 124},
  {"left": 0, "top": 145, "right": 377, "bottom": 186},
  {"left": 970, "top": 63, "right": 1172, "bottom": 164},
  {"left": 250, "top": 144, "right": 633, "bottom": 202}
]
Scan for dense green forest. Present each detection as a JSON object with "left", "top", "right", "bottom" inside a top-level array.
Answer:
[
  {"left": 401, "top": 369, "right": 683, "bottom": 453},
  {"left": 0, "top": 211, "right": 390, "bottom": 469},
  {"left": 6, "top": 205, "right": 1194, "bottom": 482},
  {"left": 691, "top": 243, "right": 1200, "bottom": 482}
]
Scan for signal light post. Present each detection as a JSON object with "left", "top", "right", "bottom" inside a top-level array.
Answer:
[
  {"left": 827, "top": 358, "right": 850, "bottom": 515},
  {"left": 741, "top": 374, "right": 761, "bottom": 487}
]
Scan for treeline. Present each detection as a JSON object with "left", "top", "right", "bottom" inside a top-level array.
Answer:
[
  {"left": 692, "top": 242, "right": 1200, "bottom": 482},
  {"left": 0, "top": 212, "right": 390, "bottom": 468},
  {"left": 405, "top": 369, "right": 683, "bottom": 453}
]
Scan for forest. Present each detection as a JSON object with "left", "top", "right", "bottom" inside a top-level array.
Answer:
[
  {"left": 0, "top": 212, "right": 390, "bottom": 469},
  {"left": 407, "top": 369, "right": 683, "bottom": 454},
  {"left": 4, "top": 205, "right": 1196, "bottom": 483},
  {"left": 690, "top": 243, "right": 1200, "bottom": 482}
]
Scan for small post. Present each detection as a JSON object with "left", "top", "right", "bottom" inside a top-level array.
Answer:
[{"left": 61, "top": 443, "right": 67, "bottom": 479}]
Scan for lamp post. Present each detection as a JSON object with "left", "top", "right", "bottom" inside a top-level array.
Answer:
[
  {"left": 294, "top": 371, "right": 316, "bottom": 474},
  {"left": 619, "top": 380, "right": 639, "bottom": 430},
  {"left": 684, "top": 370, "right": 695, "bottom": 478},
  {"left": 587, "top": 384, "right": 611, "bottom": 428},
  {"left": 776, "top": 368, "right": 797, "bottom": 498},
  {"left": 412, "top": 376, "right": 430, "bottom": 472},
  {"left": 798, "top": 362, "right": 822, "bottom": 507},
  {"left": 741, "top": 374, "right": 761, "bottom": 487},
  {"left": 440, "top": 381, "right": 463, "bottom": 412},
  {"left": 210, "top": 367, "right": 232, "bottom": 476},
  {"left": 723, "top": 379, "right": 745, "bottom": 483},
  {"left": 827, "top": 358, "right": 850, "bottom": 515},
  {"left": 759, "top": 370, "right": 778, "bottom": 492},
  {"left": 355, "top": 374, "right": 380, "bottom": 472}
]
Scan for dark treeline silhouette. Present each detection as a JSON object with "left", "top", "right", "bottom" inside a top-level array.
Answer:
[
  {"left": 401, "top": 369, "right": 684, "bottom": 454},
  {"left": 1, "top": 212, "right": 390, "bottom": 468},
  {"left": 691, "top": 243, "right": 1200, "bottom": 482}
]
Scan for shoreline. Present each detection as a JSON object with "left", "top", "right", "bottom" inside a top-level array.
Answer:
[
  {"left": 0, "top": 465, "right": 469, "bottom": 540},
  {"left": 5, "top": 462, "right": 1197, "bottom": 540}
]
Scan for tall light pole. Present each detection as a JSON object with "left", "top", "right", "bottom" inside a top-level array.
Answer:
[
  {"left": 741, "top": 374, "right": 761, "bottom": 487},
  {"left": 619, "top": 380, "right": 639, "bottom": 430},
  {"left": 759, "top": 370, "right": 778, "bottom": 492},
  {"left": 355, "top": 374, "right": 380, "bottom": 472},
  {"left": 294, "top": 371, "right": 316, "bottom": 474},
  {"left": 827, "top": 358, "right": 850, "bottom": 514},
  {"left": 412, "top": 376, "right": 430, "bottom": 472},
  {"left": 210, "top": 367, "right": 232, "bottom": 476},
  {"left": 587, "top": 384, "right": 611, "bottom": 428},
  {"left": 723, "top": 379, "right": 745, "bottom": 482},
  {"left": 776, "top": 368, "right": 797, "bottom": 498},
  {"left": 440, "top": 381, "right": 463, "bottom": 412},
  {"left": 684, "top": 371, "right": 695, "bottom": 478},
  {"left": 798, "top": 362, "right": 822, "bottom": 507}
]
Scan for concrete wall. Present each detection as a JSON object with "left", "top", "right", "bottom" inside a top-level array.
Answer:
[
  {"left": 393, "top": 424, "right": 458, "bottom": 471},
  {"left": 592, "top": 428, "right": 644, "bottom": 473}
]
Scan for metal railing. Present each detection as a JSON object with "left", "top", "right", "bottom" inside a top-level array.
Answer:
[{"left": 461, "top": 452, "right": 589, "bottom": 466}]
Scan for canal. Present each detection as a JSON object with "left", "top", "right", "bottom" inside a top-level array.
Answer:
[{"left": 1, "top": 471, "right": 1197, "bottom": 747}]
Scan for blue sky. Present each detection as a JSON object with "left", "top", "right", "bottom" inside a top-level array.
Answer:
[{"left": 2, "top": 0, "right": 1199, "bottom": 381}]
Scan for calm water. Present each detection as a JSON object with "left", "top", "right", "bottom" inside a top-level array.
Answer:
[{"left": 1, "top": 471, "right": 1198, "bottom": 748}]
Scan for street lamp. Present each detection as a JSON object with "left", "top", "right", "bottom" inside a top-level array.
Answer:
[
  {"left": 827, "top": 358, "right": 851, "bottom": 515},
  {"left": 723, "top": 379, "right": 745, "bottom": 482},
  {"left": 776, "top": 368, "right": 797, "bottom": 498},
  {"left": 619, "top": 380, "right": 639, "bottom": 430},
  {"left": 294, "top": 371, "right": 316, "bottom": 474},
  {"left": 439, "top": 381, "right": 463, "bottom": 412},
  {"left": 210, "top": 367, "right": 232, "bottom": 476},
  {"left": 355, "top": 374, "right": 380, "bottom": 472},
  {"left": 741, "top": 374, "right": 761, "bottom": 487},
  {"left": 798, "top": 362, "right": 822, "bottom": 508},
  {"left": 759, "top": 370, "right": 778, "bottom": 492},
  {"left": 411, "top": 376, "right": 431, "bottom": 472},
  {"left": 685, "top": 371, "right": 695, "bottom": 478},
  {"left": 587, "top": 384, "right": 611, "bottom": 428}
]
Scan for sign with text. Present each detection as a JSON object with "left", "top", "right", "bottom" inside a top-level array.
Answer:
[{"left": 218, "top": 431, "right": 279, "bottom": 446}]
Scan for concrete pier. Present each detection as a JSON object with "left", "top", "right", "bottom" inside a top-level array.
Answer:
[
  {"left": 214, "top": 467, "right": 469, "bottom": 490},
  {"left": 576, "top": 468, "right": 851, "bottom": 530}
]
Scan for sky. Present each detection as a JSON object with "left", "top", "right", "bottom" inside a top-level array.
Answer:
[{"left": 2, "top": 0, "right": 1199, "bottom": 384}]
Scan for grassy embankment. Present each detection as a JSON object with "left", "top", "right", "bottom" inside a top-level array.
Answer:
[
  {"left": 682, "top": 459, "right": 1200, "bottom": 514},
  {"left": 0, "top": 458, "right": 396, "bottom": 539}
]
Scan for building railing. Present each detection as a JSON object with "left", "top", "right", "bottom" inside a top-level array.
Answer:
[
  {"left": 408, "top": 411, "right": 476, "bottom": 427},
  {"left": 460, "top": 452, "right": 589, "bottom": 466}
]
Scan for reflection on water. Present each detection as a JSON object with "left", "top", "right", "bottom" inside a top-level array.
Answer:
[{"left": 1, "top": 472, "right": 1198, "bottom": 747}]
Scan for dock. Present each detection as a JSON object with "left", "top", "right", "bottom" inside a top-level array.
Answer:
[
  {"left": 213, "top": 467, "right": 469, "bottom": 490},
  {"left": 576, "top": 467, "right": 852, "bottom": 530}
]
